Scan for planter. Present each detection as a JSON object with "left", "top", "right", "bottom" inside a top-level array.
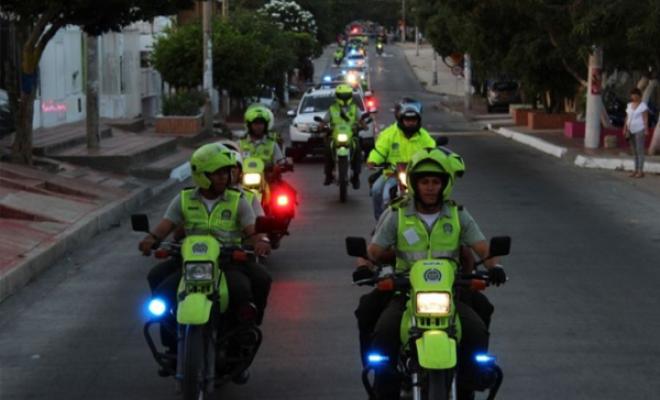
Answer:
[
  {"left": 155, "top": 113, "right": 203, "bottom": 135},
  {"left": 512, "top": 108, "right": 533, "bottom": 126},
  {"left": 564, "top": 121, "right": 585, "bottom": 138},
  {"left": 528, "top": 112, "right": 576, "bottom": 130}
]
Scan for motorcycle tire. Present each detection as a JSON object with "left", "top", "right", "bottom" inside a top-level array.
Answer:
[
  {"left": 338, "top": 156, "right": 348, "bottom": 203},
  {"left": 425, "top": 370, "right": 453, "bottom": 400},
  {"left": 182, "top": 325, "right": 208, "bottom": 400}
]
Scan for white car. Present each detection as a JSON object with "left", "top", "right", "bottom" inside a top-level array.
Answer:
[{"left": 287, "top": 87, "right": 377, "bottom": 161}]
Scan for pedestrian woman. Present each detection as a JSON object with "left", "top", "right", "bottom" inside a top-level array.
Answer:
[{"left": 624, "top": 88, "right": 649, "bottom": 178}]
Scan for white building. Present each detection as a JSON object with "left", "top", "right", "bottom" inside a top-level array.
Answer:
[{"left": 31, "top": 18, "right": 171, "bottom": 130}]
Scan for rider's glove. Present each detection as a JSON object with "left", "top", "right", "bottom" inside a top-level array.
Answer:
[
  {"left": 353, "top": 265, "right": 375, "bottom": 284},
  {"left": 488, "top": 266, "right": 507, "bottom": 286}
]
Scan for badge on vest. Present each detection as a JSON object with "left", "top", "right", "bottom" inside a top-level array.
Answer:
[
  {"left": 192, "top": 242, "right": 208, "bottom": 255},
  {"left": 403, "top": 228, "right": 420, "bottom": 245},
  {"left": 423, "top": 268, "right": 442, "bottom": 283},
  {"left": 391, "top": 143, "right": 400, "bottom": 150},
  {"left": 443, "top": 223, "right": 453, "bottom": 234},
  {"left": 221, "top": 210, "right": 232, "bottom": 220}
]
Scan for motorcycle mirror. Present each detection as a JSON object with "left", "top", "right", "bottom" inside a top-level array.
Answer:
[
  {"left": 287, "top": 109, "right": 296, "bottom": 118},
  {"left": 255, "top": 216, "right": 288, "bottom": 234},
  {"left": 435, "top": 136, "right": 449, "bottom": 146},
  {"left": 346, "top": 236, "right": 368, "bottom": 258},
  {"left": 488, "top": 236, "right": 511, "bottom": 257},
  {"left": 131, "top": 214, "right": 150, "bottom": 232},
  {"left": 313, "top": 116, "right": 324, "bottom": 123}
]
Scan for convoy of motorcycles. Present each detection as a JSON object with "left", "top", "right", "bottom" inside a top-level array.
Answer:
[{"left": 133, "top": 24, "right": 510, "bottom": 400}]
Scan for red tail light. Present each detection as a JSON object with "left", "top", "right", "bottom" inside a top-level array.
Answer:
[
  {"left": 276, "top": 194, "right": 290, "bottom": 207},
  {"left": 154, "top": 249, "right": 170, "bottom": 259}
]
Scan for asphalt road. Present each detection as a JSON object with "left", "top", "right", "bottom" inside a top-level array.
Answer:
[{"left": 2, "top": 43, "right": 660, "bottom": 400}]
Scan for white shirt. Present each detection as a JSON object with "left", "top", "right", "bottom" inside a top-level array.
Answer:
[
  {"left": 626, "top": 102, "right": 648, "bottom": 133},
  {"left": 417, "top": 211, "right": 441, "bottom": 229}
]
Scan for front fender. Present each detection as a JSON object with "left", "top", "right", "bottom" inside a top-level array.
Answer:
[
  {"left": 336, "top": 147, "right": 350, "bottom": 157},
  {"left": 415, "top": 330, "right": 457, "bottom": 369},
  {"left": 177, "top": 292, "right": 213, "bottom": 325}
]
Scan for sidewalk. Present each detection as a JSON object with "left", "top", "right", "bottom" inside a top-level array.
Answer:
[
  {"left": 0, "top": 119, "right": 207, "bottom": 302},
  {"left": 400, "top": 43, "right": 660, "bottom": 176}
]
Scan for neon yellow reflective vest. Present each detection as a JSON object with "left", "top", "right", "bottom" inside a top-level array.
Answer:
[
  {"left": 180, "top": 188, "right": 242, "bottom": 246},
  {"left": 329, "top": 102, "right": 359, "bottom": 139},
  {"left": 367, "top": 123, "right": 436, "bottom": 172},
  {"left": 240, "top": 137, "right": 276, "bottom": 166},
  {"left": 395, "top": 201, "right": 461, "bottom": 272}
]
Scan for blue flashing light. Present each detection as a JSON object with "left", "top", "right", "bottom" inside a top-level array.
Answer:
[
  {"left": 348, "top": 60, "right": 355, "bottom": 67},
  {"left": 367, "top": 353, "right": 389, "bottom": 365},
  {"left": 148, "top": 298, "right": 167, "bottom": 317},
  {"left": 341, "top": 70, "right": 347, "bottom": 75},
  {"left": 475, "top": 353, "right": 496, "bottom": 364},
  {"left": 323, "top": 75, "right": 332, "bottom": 83}
]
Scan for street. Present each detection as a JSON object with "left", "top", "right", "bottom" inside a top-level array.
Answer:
[{"left": 2, "top": 43, "right": 660, "bottom": 400}]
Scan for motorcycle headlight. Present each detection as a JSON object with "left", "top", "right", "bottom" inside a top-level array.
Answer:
[
  {"left": 337, "top": 133, "right": 349, "bottom": 143},
  {"left": 416, "top": 292, "right": 451, "bottom": 316},
  {"left": 243, "top": 173, "right": 262, "bottom": 186},
  {"left": 398, "top": 171, "right": 407, "bottom": 186},
  {"left": 185, "top": 262, "right": 213, "bottom": 281}
]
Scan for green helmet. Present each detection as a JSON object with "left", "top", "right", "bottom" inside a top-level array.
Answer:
[
  {"left": 406, "top": 148, "right": 459, "bottom": 201},
  {"left": 335, "top": 84, "right": 353, "bottom": 106},
  {"left": 190, "top": 143, "right": 236, "bottom": 189},
  {"left": 245, "top": 104, "right": 274, "bottom": 131}
]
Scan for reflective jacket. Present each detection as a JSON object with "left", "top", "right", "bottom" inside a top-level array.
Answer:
[
  {"left": 367, "top": 123, "right": 436, "bottom": 172},
  {"left": 180, "top": 188, "right": 242, "bottom": 246},
  {"left": 240, "top": 137, "right": 277, "bottom": 166}
]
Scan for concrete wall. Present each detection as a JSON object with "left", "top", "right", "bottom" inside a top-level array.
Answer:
[
  {"left": 32, "top": 26, "right": 86, "bottom": 129},
  {"left": 99, "top": 30, "right": 141, "bottom": 119}
]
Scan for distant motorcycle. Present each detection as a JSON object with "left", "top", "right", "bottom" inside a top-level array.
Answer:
[{"left": 376, "top": 42, "right": 384, "bottom": 56}]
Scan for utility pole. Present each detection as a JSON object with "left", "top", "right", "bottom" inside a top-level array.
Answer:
[
  {"left": 432, "top": 50, "right": 438, "bottom": 85},
  {"left": 415, "top": 26, "right": 419, "bottom": 56},
  {"left": 202, "top": 0, "right": 213, "bottom": 131},
  {"left": 585, "top": 46, "right": 603, "bottom": 149},
  {"left": 401, "top": 0, "right": 406, "bottom": 42},
  {"left": 222, "top": 0, "right": 228, "bottom": 19},
  {"left": 85, "top": 34, "right": 100, "bottom": 149},
  {"left": 463, "top": 53, "right": 472, "bottom": 111}
]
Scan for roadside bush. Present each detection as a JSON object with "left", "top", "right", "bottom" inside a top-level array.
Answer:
[{"left": 161, "top": 90, "right": 206, "bottom": 116}]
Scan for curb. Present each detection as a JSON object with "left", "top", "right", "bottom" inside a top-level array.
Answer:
[
  {"left": 574, "top": 155, "right": 660, "bottom": 173},
  {"left": 492, "top": 126, "right": 569, "bottom": 158},
  {"left": 0, "top": 177, "right": 180, "bottom": 303}
]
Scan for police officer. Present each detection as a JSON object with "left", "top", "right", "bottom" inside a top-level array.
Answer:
[
  {"left": 139, "top": 144, "right": 273, "bottom": 379},
  {"left": 367, "top": 98, "right": 436, "bottom": 220},
  {"left": 322, "top": 84, "right": 365, "bottom": 188},
  {"left": 354, "top": 148, "right": 506, "bottom": 400},
  {"left": 240, "top": 104, "right": 285, "bottom": 169}
]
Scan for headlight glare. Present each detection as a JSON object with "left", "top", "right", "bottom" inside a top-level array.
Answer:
[
  {"left": 416, "top": 292, "right": 451, "bottom": 315},
  {"left": 243, "top": 173, "right": 262, "bottom": 186},
  {"left": 337, "top": 133, "right": 349, "bottom": 143},
  {"left": 185, "top": 262, "right": 213, "bottom": 281}
]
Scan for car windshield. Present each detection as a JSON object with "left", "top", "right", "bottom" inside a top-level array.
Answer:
[
  {"left": 299, "top": 94, "right": 364, "bottom": 114},
  {"left": 347, "top": 54, "right": 364, "bottom": 60},
  {"left": 492, "top": 82, "right": 518, "bottom": 91}
]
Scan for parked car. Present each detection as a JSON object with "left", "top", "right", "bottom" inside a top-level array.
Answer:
[
  {"left": 0, "top": 89, "right": 14, "bottom": 138},
  {"left": 486, "top": 80, "right": 521, "bottom": 112},
  {"left": 286, "top": 87, "right": 377, "bottom": 161}
]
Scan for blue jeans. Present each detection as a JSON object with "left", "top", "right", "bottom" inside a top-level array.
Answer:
[{"left": 370, "top": 174, "right": 397, "bottom": 220}]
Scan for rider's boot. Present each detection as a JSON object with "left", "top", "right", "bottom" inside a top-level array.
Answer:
[{"left": 351, "top": 173, "right": 360, "bottom": 190}]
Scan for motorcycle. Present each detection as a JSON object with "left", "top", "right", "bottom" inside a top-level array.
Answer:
[
  {"left": 133, "top": 215, "right": 279, "bottom": 400},
  {"left": 315, "top": 112, "right": 372, "bottom": 202},
  {"left": 346, "top": 236, "right": 511, "bottom": 400},
  {"left": 241, "top": 156, "right": 297, "bottom": 249},
  {"left": 376, "top": 42, "right": 384, "bottom": 56}
]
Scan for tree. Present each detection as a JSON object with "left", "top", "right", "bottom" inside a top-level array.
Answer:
[
  {"left": 0, "top": 0, "right": 192, "bottom": 164},
  {"left": 152, "top": 22, "right": 204, "bottom": 90},
  {"left": 258, "top": 0, "right": 317, "bottom": 36}
]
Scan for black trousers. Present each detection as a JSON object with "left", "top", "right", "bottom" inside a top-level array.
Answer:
[
  {"left": 324, "top": 138, "right": 362, "bottom": 178},
  {"left": 147, "top": 257, "right": 272, "bottom": 349},
  {"left": 354, "top": 290, "right": 492, "bottom": 400}
]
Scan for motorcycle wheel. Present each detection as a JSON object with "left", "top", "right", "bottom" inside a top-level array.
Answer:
[
  {"left": 338, "top": 156, "right": 348, "bottom": 203},
  {"left": 425, "top": 370, "right": 453, "bottom": 400},
  {"left": 182, "top": 325, "right": 208, "bottom": 400}
]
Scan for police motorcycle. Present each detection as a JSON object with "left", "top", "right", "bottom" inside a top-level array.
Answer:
[
  {"left": 133, "top": 214, "right": 282, "bottom": 400},
  {"left": 376, "top": 41, "right": 384, "bottom": 56},
  {"left": 241, "top": 155, "right": 297, "bottom": 249},
  {"left": 346, "top": 236, "right": 511, "bottom": 400},
  {"left": 315, "top": 112, "right": 373, "bottom": 202}
]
